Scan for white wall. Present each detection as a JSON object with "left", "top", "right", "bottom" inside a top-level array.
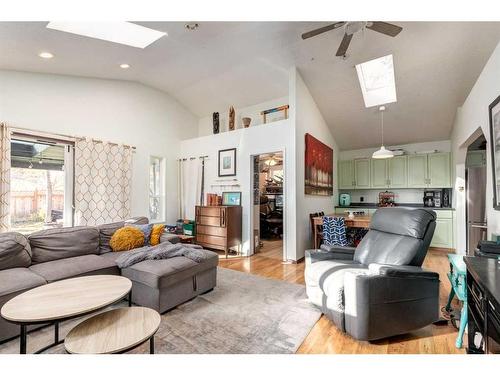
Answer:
[
  {"left": 197, "top": 96, "right": 289, "bottom": 137},
  {"left": 451, "top": 41, "right": 500, "bottom": 254},
  {"left": 179, "top": 119, "right": 296, "bottom": 259},
  {"left": 0, "top": 70, "right": 199, "bottom": 224},
  {"left": 291, "top": 68, "right": 339, "bottom": 260}
]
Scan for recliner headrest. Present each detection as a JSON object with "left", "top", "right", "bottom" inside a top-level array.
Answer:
[{"left": 370, "top": 208, "right": 436, "bottom": 239}]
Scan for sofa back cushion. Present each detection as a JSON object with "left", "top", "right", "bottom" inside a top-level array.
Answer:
[
  {"left": 97, "top": 216, "right": 149, "bottom": 254},
  {"left": 0, "top": 232, "right": 32, "bottom": 270},
  {"left": 29, "top": 226, "right": 99, "bottom": 264}
]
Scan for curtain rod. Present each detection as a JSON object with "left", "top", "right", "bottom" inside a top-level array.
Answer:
[
  {"left": 10, "top": 126, "right": 136, "bottom": 150},
  {"left": 74, "top": 136, "right": 136, "bottom": 150}
]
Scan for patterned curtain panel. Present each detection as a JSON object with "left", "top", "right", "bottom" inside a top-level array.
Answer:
[
  {"left": 0, "top": 123, "right": 11, "bottom": 232},
  {"left": 74, "top": 139, "right": 133, "bottom": 226}
]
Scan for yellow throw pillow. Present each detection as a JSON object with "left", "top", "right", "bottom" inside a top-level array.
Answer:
[
  {"left": 110, "top": 227, "right": 145, "bottom": 252},
  {"left": 150, "top": 224, "right": 166, "bottom": 246}
]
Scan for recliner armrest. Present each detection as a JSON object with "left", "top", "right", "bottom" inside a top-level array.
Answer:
[
  {"left": 305, "top": 249, "right": 354, "bottom": 265},
  {"left": 368, "top": 264, "right": 439, "bottom": 280},
  {"left": 320, "top": 244, "right": 356, "bottom": 255}
]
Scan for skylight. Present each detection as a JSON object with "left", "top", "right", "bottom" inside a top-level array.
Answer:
[
  {"left": 355, "top": 54, "right": 397, "bottom": 108},
  {"left": 46, "top": 22, "right": 166, "bottom": 49}
]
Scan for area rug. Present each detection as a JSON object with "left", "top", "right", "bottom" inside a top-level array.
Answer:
[{"left": 0, "top": 268, "right": 321, "bottom": 354}]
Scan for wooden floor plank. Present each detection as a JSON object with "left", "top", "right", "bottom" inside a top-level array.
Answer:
[{"left": 216, "top": 240, "right": 464, "bottom": 354}]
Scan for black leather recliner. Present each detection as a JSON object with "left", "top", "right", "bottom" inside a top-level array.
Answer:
[{"left": 305, "top": 207, "right": 439, "bottom": 341}]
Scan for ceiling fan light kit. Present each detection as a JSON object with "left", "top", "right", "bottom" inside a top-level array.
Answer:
[{"left": 301, "top": 21, "right": 403, "bottom": 57}]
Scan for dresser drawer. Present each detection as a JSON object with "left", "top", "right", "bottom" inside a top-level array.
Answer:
[
  {"left": 196, "top": 234, "right": 227, "bottom": 247},
  {"left": 198, "top": 207, "right": 223, "bottom": 217},
  {"left": 197, "top": 225, "right": 226, "bottom": 237},
  {"left": 197, "top": 216, "right": 222, "bottom": 226}
]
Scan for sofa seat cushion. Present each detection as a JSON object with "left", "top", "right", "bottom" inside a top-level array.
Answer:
[
  {"left": 0, "top": 268, "right": 46, "bottom": 302},
  {"left": 122, "top": 250, "right": 218, "bottom": 289},
  {"left": 100, "top": 251, "right": 123, "bottom": 262},
  {"left": 29, "top": 255, "right": 119, "bottom": 283},
  {"left": 29, "top": 226, "right": 99, "bottom": 264}
]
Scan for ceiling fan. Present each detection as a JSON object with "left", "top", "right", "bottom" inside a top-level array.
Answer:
[{"left": 301, "top": 21, "right": 403, "bottom": 57}]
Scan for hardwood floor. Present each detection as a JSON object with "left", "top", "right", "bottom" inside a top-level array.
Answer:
[{"left": 218, "top": 245, "right": 464, "bottom": 354}]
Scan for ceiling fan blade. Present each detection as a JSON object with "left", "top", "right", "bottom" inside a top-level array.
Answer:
[
  {"left": 301, "top": 22, "right": 346, "bottom": 40},
  {"left": 366, "top": 22, "right": 403, "bottom": 37},
  {"left": 336, "top": 33, "right": 353, "bottom": 56}
]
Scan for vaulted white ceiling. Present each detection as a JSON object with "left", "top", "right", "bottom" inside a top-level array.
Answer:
[{"left": 1, "top": 21, "right": 499, "bottom": 149}]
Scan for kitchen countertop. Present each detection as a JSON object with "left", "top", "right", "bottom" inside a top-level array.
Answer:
[{"left": 335, "top": 203, "right": 455, "bottom": 211}]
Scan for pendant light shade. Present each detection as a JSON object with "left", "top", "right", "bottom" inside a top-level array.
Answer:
[{"left": 372, "top": 106, "right": 394, "bottom": 159}]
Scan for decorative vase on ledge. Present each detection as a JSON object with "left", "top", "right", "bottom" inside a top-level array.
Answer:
[
  {"left": 213, "top": 112, "right": 220, "bottom": 134},
  {"left": 229, "top": 106, "right": 235, "bottom": 131},
  {"left": 242, "top": 117, "right": 251, "bottom": 128}
]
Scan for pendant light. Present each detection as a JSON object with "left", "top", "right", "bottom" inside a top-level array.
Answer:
[{"left": 372, "top": 105, "right": 394, "bottom": 159}]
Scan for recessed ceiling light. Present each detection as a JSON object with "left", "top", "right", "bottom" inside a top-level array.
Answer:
[
  {"left": 355, "top": 54, "right": 397, "bottom": 108},
  {"left": 46, "top": 22, "right": 166, "bottom": 49},
  {"left": 39, "top": 52, "right": 54, "bottom": 59},
  {"left": 120, "top": 64, "right": 130, "bottom": 69}
]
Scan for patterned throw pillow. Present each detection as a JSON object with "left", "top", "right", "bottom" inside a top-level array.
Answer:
[
  {"left": 110, "top": 227, "right": 145, "bottom": 252},
  {"left": 126, "top": 223, "right": 154, "bottom": 245},
  {"left": 150, "top": 224, "right": 166, "bottom": 246}
]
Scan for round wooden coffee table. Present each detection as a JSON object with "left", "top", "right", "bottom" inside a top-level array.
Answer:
[
  {"left": 65, "top": 307, "right": 161, "bottom": 354},
  {"left": 0, "top": 275, "right": 132, "bottom": 354}
]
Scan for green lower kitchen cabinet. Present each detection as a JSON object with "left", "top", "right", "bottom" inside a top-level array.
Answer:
[{"left": 430, "top": 210, "right": 455, "bottom": 248}]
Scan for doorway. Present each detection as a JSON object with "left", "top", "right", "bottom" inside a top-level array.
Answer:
[
  {"left": 251, "top": 152, "right": 284, "bottom": 261},
  {"left": 10, "top": 134, "right": 74, "bottom": 234},
  {"left": 465, "top": 133, "right": 487, "bottom": 255}
]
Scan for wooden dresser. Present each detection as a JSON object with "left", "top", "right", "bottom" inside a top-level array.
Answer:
[{"left": 195, "top": 206, "right": 242, "bottom": 258}]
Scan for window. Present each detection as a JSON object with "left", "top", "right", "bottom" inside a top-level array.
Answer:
[
  {"left": 149, "top": 156, "right": 165, "bottom": 222},
  {"left": 355, "top": 54, "right": 397, "bottom": 108},
  {"left": 10, "top": 136, "right": 74, "bottom": 234}
]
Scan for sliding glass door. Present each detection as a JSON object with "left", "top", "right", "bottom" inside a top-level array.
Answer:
[{"left": 10, "top": 135, "right": 74, "bottom": 234}]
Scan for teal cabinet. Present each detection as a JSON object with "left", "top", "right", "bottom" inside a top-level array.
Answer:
[
  {"left": 428, "top": 153, "right": 451, "bottom": 188},
  {"left": 339, "top": 160, "right": 355, "bottom": 189},
  {"left": 407, "top": 154, "right": 428, "bottom": 188},
  {"left": 354, "top": 159, "right": 371, "bottom": 189},
  {"left": 371, "top": 159, "right": 389, "bottom": 188},
  {"left": 388, "top": 156, "right": 407, "bottom": 188}
]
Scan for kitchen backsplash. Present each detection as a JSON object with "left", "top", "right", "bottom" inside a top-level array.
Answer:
[{"left": 339, "top": 189, "right": 426, "bottom": 204}]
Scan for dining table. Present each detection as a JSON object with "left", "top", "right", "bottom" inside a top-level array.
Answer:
[{"left": 312, "top": 213, "right": 371, "bottom": 249}]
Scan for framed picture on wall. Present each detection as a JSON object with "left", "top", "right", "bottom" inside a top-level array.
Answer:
[
  {"left": 305, "top": 133, "right": 334, "bottom": 196},
  {"left": 218, "top": 148, "right": 237, "bottom": 177},
  {"left": 489, "top": 94, "right": 500, "bottom": 210},
  {"left": 222, "top": 191, "right": 241, "bottom": 206}
]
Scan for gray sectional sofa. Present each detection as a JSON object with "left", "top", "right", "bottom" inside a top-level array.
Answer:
[{"left": 0, "top": 217, "right": 218, "bottom": 343}]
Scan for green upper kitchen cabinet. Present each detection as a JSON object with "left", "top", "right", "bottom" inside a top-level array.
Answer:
[
  {"left": 427, "top": 153, "right": 452, "bottom": 188},
  {"left": 388, "top": 156, "right": 408, "bottom": 188},
  {"left": 339, "top": 160, "right": 355, "bottom": 189},
  {"left": 371, "top": 159, "right": 389, "bottom": 188},
  {"left": 407, "top": 154, "right": 428, "bottom": 188},
  {"left": 354, "top": 159, "right": 371, "bottom": 188}
]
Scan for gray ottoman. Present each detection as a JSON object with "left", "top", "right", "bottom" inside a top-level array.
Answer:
[{"left": 121, "top": 250, "right": 218, "bottom": 313}]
